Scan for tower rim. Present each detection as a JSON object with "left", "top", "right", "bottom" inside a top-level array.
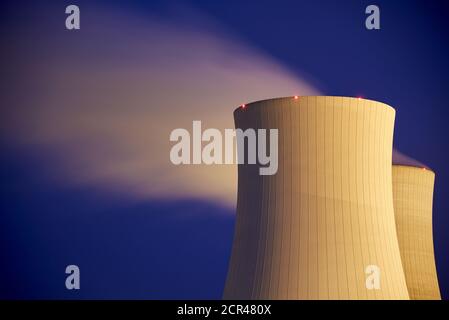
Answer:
[
  {"left": 234, "top": 95, "right": 395, "bottom": 114},
  {"left": 392, "top": 164, "right": 435, "bottom": 174}
]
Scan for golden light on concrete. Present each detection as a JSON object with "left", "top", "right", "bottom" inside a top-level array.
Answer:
[
  {"left": 392, "top": 165, "right": 441, "bottom": 300},
  {"left": 223, "top": 96, "right": 409, "bottom": 300}
]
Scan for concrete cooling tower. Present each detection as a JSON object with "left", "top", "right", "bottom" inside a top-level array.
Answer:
[
  {"left": 223, "top": 96, "right": 409, "bottom": 300},
  {"left": 392, "top": 164, "right": 441, "bottom": 299}
]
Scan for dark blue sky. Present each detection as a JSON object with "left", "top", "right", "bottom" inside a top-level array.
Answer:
[{"left": 1, "top": 0, "right": 448, "bottom": 299}]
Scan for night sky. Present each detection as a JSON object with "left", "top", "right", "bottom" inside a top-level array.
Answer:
[{"left": 1, "top": 0, "right": 448, "bottom": 299}]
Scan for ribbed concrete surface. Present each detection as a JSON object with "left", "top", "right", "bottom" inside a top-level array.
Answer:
[
  {"left": 392, "top": 165, "right": 441, "bottom": 300},
  {"left": 223, "top": 96, "right": 409, "bottom": 300}
]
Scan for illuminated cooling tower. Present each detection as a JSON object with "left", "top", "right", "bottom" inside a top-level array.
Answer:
[
  {"left": 392, "top": 164, "right": 441, "bottom": 299},
  {"left": 223, "top": 96, "right": 409, "bottom": 300}
]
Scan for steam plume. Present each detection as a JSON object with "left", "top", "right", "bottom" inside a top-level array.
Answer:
[{"left": 1, "top": 4, "right": 319, "bottom": 207}]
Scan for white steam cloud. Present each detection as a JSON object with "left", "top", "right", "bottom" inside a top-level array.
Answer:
[{"left": 1, "top": 5, "right": 319, "bottom": 207}]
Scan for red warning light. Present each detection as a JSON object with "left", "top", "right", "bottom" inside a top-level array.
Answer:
[
  {"left": 294, "top": 96, "right": 299, "bottom": 100},
  {"left": 241, "top": 104, "right": 246, "bottom": 109}
]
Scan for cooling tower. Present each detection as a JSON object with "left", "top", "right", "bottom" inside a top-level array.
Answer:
[
  {"left": 392, "top": 164, "right": 441, "bottom": 299},
  {"left": 224, "top": 96, "right": 409, "bottom": 300}
]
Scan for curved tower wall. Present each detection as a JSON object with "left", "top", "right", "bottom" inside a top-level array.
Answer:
[
  {"left": 392, "top": 165, "right": 441, "bottom": 300},
  {"left": 224, "top": 96, "right": 409, "bottom": 300}
]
